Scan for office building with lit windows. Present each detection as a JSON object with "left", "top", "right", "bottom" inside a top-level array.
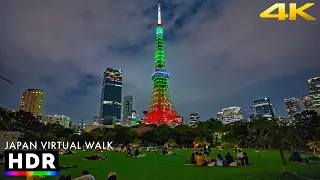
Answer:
[
  {"left": 123, "top": 95, "right": 133, "bottom": 126},
  {"left": 189, "top": 113, "right": 200, "bottom": 127},
  {"left": 99, "top": 68, "right": 122, "bottom": 125},
  {"left": 308, "top": 77, "right": 320, "bottom": 114},
  {"left": 19, "top": 89, "right": 44, "bottom": 117},
  {"left": 77, "top": 120, "right": 86, "bottom": 135},
  {"left": 254, "top": 98, "right": 274, "bottom": 118},
  {"left": 302, "top": 94, "right": 313, "bottom": 110},
  {"left": 93, "top": 116, "right": 100, "bottom": 126},
  {"left": 221, "top": 106, "right": 243, "bottom": 124},
  {"left": 41, "top": 114, "right": 70, "bottom": 128},
  {"left": 284, "top": 97, "right": 301, "bottom": 118}
]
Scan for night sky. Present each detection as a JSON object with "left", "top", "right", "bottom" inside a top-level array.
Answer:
[{"left": 0, "top": 0, "right": 319, "bottom": 124}]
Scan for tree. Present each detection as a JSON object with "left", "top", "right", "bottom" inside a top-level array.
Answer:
[
  {"left": 307, "top": 140, "right": 320, "bottom": 155},
  {"left": 265, "top": 120, "right": 304, "bottom": 172},
  {"left": 165, "top": 138, "right": 176, "bottom": 147},
  {"left": 294, "top": 110, "right": 320, "bottom": 147}
]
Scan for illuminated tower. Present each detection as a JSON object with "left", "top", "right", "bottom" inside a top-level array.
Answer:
[{"left": 143, "top": 4, "right": 182, "bottom": 126}]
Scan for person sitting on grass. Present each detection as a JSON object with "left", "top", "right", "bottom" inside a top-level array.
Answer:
[
  {"left": 196, "top": 153, "right": 205, "bottom": 166},
  {"left": 190, "top": 152, "right": 197, "bottom": 164},
  {"left": 85, "top": 154, "right": 108, "bottom": 160},
  {"left": 27, "top": 176, "right": 45, "bottom": 180},
  {"left": 134, "top": 148, "right": 140, "bottom": 157},
  {"left": 236, "top": 149, "right": 244, "bottom": 165},
  {"left": 130, "top": 148, "right": 146, "bottom": 158},
  {"left": 108, "top": 172, "right": 117, "bottom": 180},
  {"left": 127, "top": 147, "right": 133, "bottom": 157},
  {"left": 225, "top": 152, "right": 237, "bottom": 166},
  {"left": 215, "top": 154, "right": 224, "bottom": 167},
  {"left": 85, "top": 154, "right": 99, "bottom": 160},
  {"left": 225, "top": 152, "right": 234, "bottom": 164},
  {"left": 204, "top": 152, "right": 211, "bottom": 165},
  {"left": 162, "top": 147, "right": 168, "bottom": 155},
  {"left": 242, "top": 152, "right": 249, "bottom": 165},
  {"left": 73, "top": 170, "right": 95, "bottom": 180},
  {"left": 123, "top": 146, "right": 127, "bottom": 152}
]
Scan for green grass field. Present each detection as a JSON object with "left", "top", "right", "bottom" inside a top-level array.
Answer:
[{"left": 1, "top": 149, "right": 320, "bottom": 180}]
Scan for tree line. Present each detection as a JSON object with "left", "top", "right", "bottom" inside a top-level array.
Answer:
[{"left": 1, "top": 108, "right": 319, "bottom": 155}]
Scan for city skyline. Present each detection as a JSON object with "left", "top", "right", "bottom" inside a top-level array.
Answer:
[{"left": 0, "top": 1, "right": 319, "bottom": 123}]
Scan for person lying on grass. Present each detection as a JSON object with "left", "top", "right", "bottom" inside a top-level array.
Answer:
[
  {"left": 59, "top": 165, "right": 78, "bottom": 169},
  {"left": 84, "top": 154, "right": 108, "bottom": 160},
  {"left": 161, "top": 147, "right": 179, "bottom": 155},
  {"left": 73, "top": 170, "right": 95, "bottom": 180}
]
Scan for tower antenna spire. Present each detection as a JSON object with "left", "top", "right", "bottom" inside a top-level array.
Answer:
[{"left": 158, "top": 3, "right": 161, "bottom": 25}]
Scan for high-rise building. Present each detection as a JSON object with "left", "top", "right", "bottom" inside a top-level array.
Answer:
[
  {"left": 302, "top": 94, "right": 312, "bottom": 110},
  {"left": 143, "top": 4, "right": 182, "bottom": 126},
  {"left": 132, "top": 110, "right": 137, "bottom": 119},
  {"left": 189, "top": 113, "right": 200, "bottom": 127},
  {"left": 77, "top": 120, "right": 86, "bottom": 135},
  {"left": 123, "top": 95, "right": 133, "bottom": 121},
  {"left": 216, "top": 112, "right": 223, "bottom": 123},
  {"left": 19, "top": 89, "right": 44, "bottom": 117},
  {"left": 308, "top": 77, "right": 320, "bottom": 94},
  {"left": 93, "top": 116, "right": 100, "bottom": 126},
  {"left": 221, "top": 107, "right": 243, "bottom": 124},
  {"left": 41, "top": 115, "right": 70, "bottom": 128},
  {"left": 284, "top": 97, "right": 301, "bottom": 118},
  {"left": 99, "top": 68, "right": 122, "bottom": 125},
  {"left": 254, "top": 98, "right": 274, "bottom": 118},
  {"left": 308, "top": 77, "right": 320, "bottom": 114}
]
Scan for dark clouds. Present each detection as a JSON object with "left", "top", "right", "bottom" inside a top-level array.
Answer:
[{"left": 0, "top": 0, "right": 319, "bottom": 123}]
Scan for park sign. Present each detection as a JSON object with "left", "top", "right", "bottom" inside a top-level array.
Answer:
[{"left": 4, "top": 151, "right": 59, "bottom": 177}]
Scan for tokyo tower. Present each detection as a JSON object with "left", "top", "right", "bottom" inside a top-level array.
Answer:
[{"left": 143, "top": 3, "right": 183, "bottom": 126}]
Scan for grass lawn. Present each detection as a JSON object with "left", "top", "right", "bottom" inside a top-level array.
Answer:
[{"left": 1, "top": 149, "right": 320, "bottom": 180}]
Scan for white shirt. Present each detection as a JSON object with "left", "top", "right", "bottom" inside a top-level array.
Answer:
[
  {"left": 74, "top": 175, "right": 96, "bottom": 180},
  {"left": 237, "top": 152, "right": 244, "bottom": 159}
]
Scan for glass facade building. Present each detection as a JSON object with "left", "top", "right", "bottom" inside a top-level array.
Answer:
[
  {"left": 189, "top": 113, "right": 200, "bottom": 127},
  {"left": 99, "top": 68, "right": 122, "bottom": 125},
  {"left": 254, "top": 98, "right": 274, "bottom": 118},
  {"left": 284, "top": 97, "right": 301, "bottom": 118},
  {"left": 308, "top": 77, "right": 320, "bottom": 114},
  {"left": 221, "top": 107, "right": 243, "bottom": 124},
  {"left": 302, "top": 94, "right": 313, "bottom": 110}
]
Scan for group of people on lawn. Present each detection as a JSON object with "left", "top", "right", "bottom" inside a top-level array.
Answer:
[
  {"left": 190, "top": 148, "right": 249, "bottom": 167},
  {"left": 28, "top": 170, "right": 117, "bottom": 180},
  {"left": 56, "top": 170, "right": 117, "bottom": 180}
]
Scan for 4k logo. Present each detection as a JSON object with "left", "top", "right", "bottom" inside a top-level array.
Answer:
[{"left": 260, "top": 3, "right": 316, "bottom": 21}]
